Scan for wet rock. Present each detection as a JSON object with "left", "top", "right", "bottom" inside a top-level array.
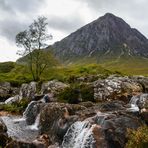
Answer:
[
  {"left": 100, "top": 101, "right": 125, "bottom": 111},
  {"left": 103, "top": 114, "right": 142, "bottom": 148},
  {"left": 0, "top": 118, "right": 7, "bottom": 132},
  {"left": 39, "top": 103, "right": 85, "bottom": 143},
  {"left": 0, "top": 118, "right": 10, "bottom": 147},
  {"left": 43, "top": 93, "right": 56, "bottom": 103},
  {"left": 23, "top": 101, "right": 45, "bottom": 125}
]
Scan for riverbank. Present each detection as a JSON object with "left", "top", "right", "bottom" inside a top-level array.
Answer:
[{"left": 0, "top": 75, "right": 148, "bottom": 147}]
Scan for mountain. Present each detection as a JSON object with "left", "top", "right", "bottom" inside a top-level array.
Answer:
[{"left": 51, "top": 13, "right": 148, "bottom": 63}]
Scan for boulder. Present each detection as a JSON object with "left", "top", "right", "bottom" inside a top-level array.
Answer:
[
  {"left": 103, "top": 114, "right": 142, "bottom": 148},
  {"left": 0, "top": 118, "right": 7, "bottom": 133},
  {"left": 5, "top": 95, "right": 20, "bottom": 104},
  {"left": 0, "top": 118, "right": 10, "bottom": 147},
  {"left": 41, "top": 80, "right": 69, "bottom": 96},
  {"left": 133, "top": 76, "right": 148, "bottom": 93},
  {"left": 39, "top": 103, "right": 86, "bottom": 143},
  {"left": 0, "top": 82, "right": 11, "bottom": 101},
  {"left": 94, "top": 76, "right": 143, "bottom": 102},
  {"left": 19, "top": 82, "right": 37, "bottom": 100}
]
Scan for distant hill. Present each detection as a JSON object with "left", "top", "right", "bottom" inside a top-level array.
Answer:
[{"left": 50, "top": 13, "right": 148, "bottom": 63}]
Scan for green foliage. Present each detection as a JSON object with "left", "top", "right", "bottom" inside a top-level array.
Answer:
[
  {"left": 80, "top": 84, "right": 95, "bottom": 102},
  {"left": 58, "top": 83, "right": 95, "bottom": 104},
  {"left": 126, "top": 126, "right": 148, "bottom": 148},
  {"left": 0, "top": 99, "right": 29, "bottom": 114},
  {"left": 0, "top": 62, "right": 15, "bottom": 73},
  {"left": 57, "top": 86, "right": 80, "bottom": 104}
]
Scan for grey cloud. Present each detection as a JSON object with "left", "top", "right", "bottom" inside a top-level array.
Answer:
[
  {"left": 0, "top": 0, "right": 45, "bottom": 15},
  {"left": 0, "top": 19, "right": 28, "bottom": 42},
  {"left": 48, "top": 15, "right": 85, "bottom": 33},
  {"left": 0, "top": 0, "right": 46, "bottom": 42}
]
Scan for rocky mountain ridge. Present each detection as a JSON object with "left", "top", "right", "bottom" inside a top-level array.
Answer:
[{"left": 51, "top": 13, "right": 148, "bottom": 62}]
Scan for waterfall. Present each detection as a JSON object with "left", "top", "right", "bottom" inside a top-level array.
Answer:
[
  {"left": 62, "top": 121, "right": 96, "bottom": 148},
  {"left": 23, "top": 101, "right": 36, "bottom": 118},
  {"left": 27, "top": 113, "right": 40, "bottom": 130},
  {"left": 128, "top": 95, "right": 140, "bottom": 112},
  {"left": 96, "top": 112, "right": 109, "bottom": 126}
]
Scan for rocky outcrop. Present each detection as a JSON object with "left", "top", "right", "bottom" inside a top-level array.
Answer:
[
  {"left": 39, "top": 103, "right": 83, "bottom": 143},
  {"left": 41, "top": 80, "right": 69, "bottom": 95},
  {"left": 19, "top": 82, "right": 37, "bottom": 100},
  {"left": 38, "top": 101, "right": 144, "bottom": 147},
  {"left": 0, "top": 82, "right": 19, "bottom": 102},
  {"left": 94, "top": 76, "right": 143, "bottom": 102},
  {"left": 133, "top": 76, "right": 148, "bottom": 93}
]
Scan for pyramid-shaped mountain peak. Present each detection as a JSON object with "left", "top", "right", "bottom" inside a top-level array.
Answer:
[{"left": 51, "top": 13, "right": 148, "bottom": 62}]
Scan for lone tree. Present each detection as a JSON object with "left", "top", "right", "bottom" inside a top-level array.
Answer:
[{"left": 16, "top": 16, "right": 56, "bottom": 81}]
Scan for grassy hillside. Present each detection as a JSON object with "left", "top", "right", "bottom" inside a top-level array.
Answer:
[
  {"left": 0, "top": 54, "right": 148, "bottom": 85},
  {"left": 101, "top": 56, "right": 148, "bottom": 76},
  {"left": 0, "top": 62, "right": 113, "bottom": 85}
]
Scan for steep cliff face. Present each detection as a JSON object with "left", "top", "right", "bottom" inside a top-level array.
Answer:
[{"left": 51, "top": 13, "right": 148, "bottom": 62}]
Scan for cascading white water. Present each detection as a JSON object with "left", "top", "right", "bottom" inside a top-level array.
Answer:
[
  {"left": 27, "top": 113, "right": 40, "bottom": 130},
  {"left": 129, "top": 94, "right": 148, "bottom": 112},
  {"left": 23, "top": 101, "right": 36, "bottom": 118},
  {"left": 96, "top": 112, "right": 109, "bottom": 126},
  {"left": 62, "top": 121, "right": 96, "bottom": 148},
  {"left": 129, "top": 95, "right": 140, "bottom": 112}
]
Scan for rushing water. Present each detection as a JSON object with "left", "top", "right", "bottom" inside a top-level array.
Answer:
[
  {"left": 27, "top": 113, "right": 40, "bottom": 130},
  {"left": 62, "top": 121, "right": 96, "bottom": 148},
  {"left": 1, "top": 115, "right": 39, "bottom": 142},
  {"left": 128, "top": 94, "right": 148, "bottom": 112}
]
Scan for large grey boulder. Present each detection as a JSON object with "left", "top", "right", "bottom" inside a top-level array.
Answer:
[
  {"left": 94, "top": 76, "right": 143, "bottom": 102},
  {"left": 19, "top": 82, "right": 37, "bottom": 99}
]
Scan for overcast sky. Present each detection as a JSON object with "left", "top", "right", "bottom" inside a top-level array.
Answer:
[{"left": 0, "top": 0, "right": 148, "bottom": 62}]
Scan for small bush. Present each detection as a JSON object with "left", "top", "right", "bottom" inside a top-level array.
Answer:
[
  {"left": 80, "top": 84, "right": 95, "bottom": 102},
  {"left": 58, "top": 83, "right": 95, "bottom": 104},
  {"left": 57, "top": 87, "right": 80, "bottom": 104},
  {"left": 126, "top": 125, "right": 148, "bottom": 148}
]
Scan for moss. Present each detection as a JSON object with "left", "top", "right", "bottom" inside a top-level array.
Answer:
[{"left": 126, "top": 125, "right": 148, "bottom": 148}]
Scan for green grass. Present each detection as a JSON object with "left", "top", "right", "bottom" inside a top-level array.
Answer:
[
  {"left": 0, "top": 99, "right": 29, "bottom": 114},
  {"left": 0, "top": 62, "right": 112, "bottom": 84},
  {"left": 0, "top": 55, "right": 148, "bottom": 85},
  {"left": 101, "top": 56, "right": 148, "bottom": 76}
]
